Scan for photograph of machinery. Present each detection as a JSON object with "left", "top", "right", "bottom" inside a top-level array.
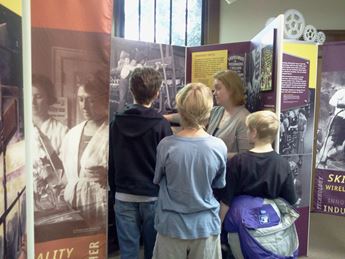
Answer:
[{"left": 109, "top": 37, "right": 185, "bottom": 117}]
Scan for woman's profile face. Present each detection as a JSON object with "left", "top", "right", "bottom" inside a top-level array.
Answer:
[
  {"left": 213, "top": 79, "right": 231, "bottom": 107},
  {"left": 32, "top": 86, "right": 49, "bottom": 118},
  {"left": 77, "top": 86, "right": 107, "bottom": 121}
]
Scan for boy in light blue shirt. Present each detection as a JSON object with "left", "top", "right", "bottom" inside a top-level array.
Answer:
[{"left": 152, "top": 83, "right": 227, "bottom": 259}]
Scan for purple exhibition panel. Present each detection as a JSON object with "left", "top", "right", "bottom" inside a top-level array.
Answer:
[
  {"left": 279, "top": 43, "right": 318, "bottom": 256},
  {"left": 314, "top": 41, "right": 345, "bottom": 217},
  {"left": 314, "top": 169, "right": 345, "bottom": 214},
  {"left": 321, "top": 42, "right": 345, "bottom": 72},
  {"left": 281, "top": 54, "right": 310, "bottom": 111},
  {"left": 260, "top": 88, "right": 276, "bottom": 110},
  {"left": 294, "top": 207, "right": 310, "bottom": 255}
]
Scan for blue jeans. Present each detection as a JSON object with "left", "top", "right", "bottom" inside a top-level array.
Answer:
[{"left": 115, "top": 199, "right": 157, "bottom": 259}]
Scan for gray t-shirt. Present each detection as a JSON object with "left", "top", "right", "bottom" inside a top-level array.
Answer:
[{"left": 153, "top": 134, "right": 227, "bottom": 239}]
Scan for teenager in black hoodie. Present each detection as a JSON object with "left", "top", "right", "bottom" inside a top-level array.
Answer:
[{"left": 109, "top": 67, "right": 172, "bottom": 259}]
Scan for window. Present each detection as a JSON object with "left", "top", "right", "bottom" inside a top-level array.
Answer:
[{"left": 116, "top": 0, "right": 204, "bottom": 47}]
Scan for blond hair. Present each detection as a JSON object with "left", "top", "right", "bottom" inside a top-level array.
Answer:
[
  {"left": 246, "top": 110, "right": 279, "bottom": 143},
  {"left": 214, "top": 70, "right": 245, "bottom": 105},
  {"left": 176, "top": 83, "right": 213, "bottom": 129}
]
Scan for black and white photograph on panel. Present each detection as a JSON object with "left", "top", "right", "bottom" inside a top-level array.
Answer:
[
  {"left": 245, "top": 46, "right": 262, "bottom": 113},
  {"left": 284, "top": 154, "right": 312, "bottom": 208},
  {"left": 109, "top": 37, "right": 186, "bottom": 117},
  {"left": 279, "top": 106, "right": 313, "bottom": 155},
  {"left": 279, "top": 81, "right": 315, "bottom": 157},
  {"left": 316, "top": 71, "right": 345, "bottom": 171},
  {"left": 32, "top": 28, "right": 110, "bottom": 241}
]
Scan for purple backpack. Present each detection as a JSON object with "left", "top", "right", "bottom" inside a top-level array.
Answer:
[{"left": 223, "top": 195, "right": 299, "bottom": 259}]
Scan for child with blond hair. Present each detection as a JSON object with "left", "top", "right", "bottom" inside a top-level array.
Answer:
[
  {"left": 219, "top": 110, "right": 297, "bottom": 213},
  {"left": 152, "top": 83, "right": 227, "bottom": 259},
  {"left": 219, "top": 110, "right": 298, "bottom": 259}
]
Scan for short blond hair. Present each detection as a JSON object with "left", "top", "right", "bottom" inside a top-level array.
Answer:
[
  {"left": 176, "top": 82, "right": 213, "bottom": 129},
  {"left": 214, "top": 70, "right": 245, "bottom": 106},
  {"left": 246, "top": 110, "right": 279, "bottom": 143}
]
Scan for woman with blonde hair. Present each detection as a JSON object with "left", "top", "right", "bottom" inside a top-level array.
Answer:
[{"left": 153, "top": 83, "right": 227, "bottom": 259}]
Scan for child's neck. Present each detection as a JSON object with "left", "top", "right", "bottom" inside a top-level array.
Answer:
[
  {"left": 134, "top": 100, "right": 152, "bottom": 108},
  {"left": 250, "top": 141, "right": 274, "bottom": 153},
  {"left": 177, "top": 127, "right": 208, "bottom": 137}
]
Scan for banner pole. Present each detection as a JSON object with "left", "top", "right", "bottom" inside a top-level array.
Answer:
[{"left": 22, "top": 0, "right": 34, "bottom": 257}]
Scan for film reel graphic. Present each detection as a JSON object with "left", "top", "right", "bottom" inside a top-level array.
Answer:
[
  {"left": 303, "top": 25, "right": 318, "bottom": 42},
  {"left": 316, "top": 31, "right": 326, "bottom": 44},
  {"left": 284, "top": 9, "right": 305, "bottom": 39}
]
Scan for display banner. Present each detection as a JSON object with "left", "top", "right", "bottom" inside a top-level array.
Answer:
[
  {"left": 0, "top": 1, "right": 26, "bottom": 258},
  {"left": 280, "top": 41, "right": 318, "bottom": 256},
  {"left": 314, "top": 41, "right": 345, "bottom": 217},
  {"left": 31, "top": 1, "right": 113, "bottom": 258}
]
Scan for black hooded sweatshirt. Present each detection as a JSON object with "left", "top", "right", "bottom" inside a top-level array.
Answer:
[{"left": 108, "top": 104, "right": 172, "bottom": 199}]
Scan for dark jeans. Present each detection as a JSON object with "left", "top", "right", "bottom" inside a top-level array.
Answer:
[
  {"left": 115, "top": 199, "right": 157, "bottom": 259},
  {"left": 221, "top": 226, "right": 235, "bottom": 259}
]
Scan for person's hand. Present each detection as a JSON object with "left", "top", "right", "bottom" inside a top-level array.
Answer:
[
  {"left": 83, "top": 166, "right": 107, "bottom": 187},
  {"left": 163, "top": 114, "right": 172, "bottom": 120},
  {"left": 163, "top": 113, "right": 180, "bottom": 124}
]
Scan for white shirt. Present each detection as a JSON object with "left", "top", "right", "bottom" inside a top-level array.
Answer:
[{"left": 329, "top": 89, "right": 345, "bottom": 118}]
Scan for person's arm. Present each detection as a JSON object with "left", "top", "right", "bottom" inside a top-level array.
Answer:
[
  {"left": 220, "top": 201, "right": 230, "bottom": 222},
  {"left": 161, "top": 119, "right": 173, "bottom": 138},
  {"left": 218, "top": 156, "right": 239, "bottom": 213},
  {"left": 212, "top": 141, "right": 227, "bottom": 202},
  {"left": 219, "top": 159, "right": 237, "bottom": 222},
  {"left": 228, "top": 119, "right": 251, "bottom": 159},
  {"left": 212, "top": 164, "right": 226, "bottom": 189},
  {"left": 163, "top": 113, "right": 181, "bottom": 125},
  {"left": 212, "top": 142, "right": 227, "bottom": 189},
  {"left": 153, "top": 143, "right": 165, "bottom": 185}
]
